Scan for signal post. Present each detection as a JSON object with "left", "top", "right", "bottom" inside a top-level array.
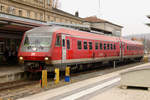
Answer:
[
  {"left": 41, "top": 70, "right": 48, "bottom": 88},
  {"left": 65, "top": 67, "right": 70, "bottom": 82},
  {"left": 55, "top": 68, "right": 60, "bottom": 84}
]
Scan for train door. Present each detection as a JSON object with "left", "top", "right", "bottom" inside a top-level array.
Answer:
[
  {"left": 88, "top": 41, "right": 94, "bottom": 59},
  {"left": 121, "top": 42, "right": 125, "bottom": 59},
  {"left": 61, "top": 34, "right": 66, "bottom": 63}
]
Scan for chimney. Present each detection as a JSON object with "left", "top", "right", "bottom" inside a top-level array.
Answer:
[{"left": 75, "top": 11, "right": 79, "bottom": 17}]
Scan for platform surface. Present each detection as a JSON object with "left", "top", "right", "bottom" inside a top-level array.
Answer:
[
  {"left": 89, "top": 86, "right": 150, "bottom": 100},
  {"left": 0, "top": 65, "right": 23, "bottom": 76},
  {"left": 18, "top": 62, "right": 150, "bottom": 100}
]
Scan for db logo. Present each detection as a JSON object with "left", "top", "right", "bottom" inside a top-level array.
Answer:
[{"left": 31, "top": 53, "right": 35, "bottom": 56}]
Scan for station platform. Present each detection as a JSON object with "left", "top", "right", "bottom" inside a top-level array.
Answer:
[
  {"left": 18, "top": 63, "right": 150, "bottom": 100},
  {"left": 0, "top": 65, "right": 24, "bottom": 83}
]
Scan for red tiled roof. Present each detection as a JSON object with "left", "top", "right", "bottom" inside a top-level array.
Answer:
[
  {"left": 83, "top": 16, "right": 123, "bottom": 28},
  {"left": 83, "top": 16, "right": 107, "bottom": 23}
]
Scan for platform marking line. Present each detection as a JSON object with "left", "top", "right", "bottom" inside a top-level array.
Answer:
[{"left": 61, "top": 77, "right": 121, "bottom": 100}]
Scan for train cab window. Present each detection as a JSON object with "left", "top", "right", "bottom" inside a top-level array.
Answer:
[
  {"left": 104, "top": 43, "right": 106, "bottom": 50},
  {"left": 107, "top": 44, "right": 109, "bottom": 50},
  {"left": 84, "top": 41, "right": 88, "bottom": 49},
  {"left": 67, "top": 39, "right": 70, "bottom": 49},
  {"left": 95, "top": 42, "right": 98, "bottom": 50},
  {"left": 100, "top": 43, "right": 103, "bottom": 50},
  {"left": 111, "top": 44, "right": 113, "bottom": 50},
  {"left": 89, "top": 42, "right": 92, "bottom": 50},
  {"left": 77, "top": 40, "right": 82, "bottom": 49},
  {"left": 114, "top": 44, "right": 116, "bottom": 50},
  {"left": 62, "top": 39, "right": 65, "bottom": 47},
  {"left": 55, "top": 35, "right": 61, "bottom": 46}
]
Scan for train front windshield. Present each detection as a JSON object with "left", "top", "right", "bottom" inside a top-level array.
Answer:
[{"left": 21, "top": 29, "right": 52, "bottom": 52}]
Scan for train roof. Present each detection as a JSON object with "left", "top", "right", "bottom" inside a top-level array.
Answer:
[
  {"left": 53, "top": 26, "right": 120, "bottom": 42},
  {"left": 121, "top": 38, "right": 143, "bottom": 46},
  {"left": 28, "top": 26, "right": 143, "bottom": 46}
]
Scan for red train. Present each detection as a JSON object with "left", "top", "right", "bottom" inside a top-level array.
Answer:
[{"left": 18, "top": 25, "right": 144, "bottom": 72}]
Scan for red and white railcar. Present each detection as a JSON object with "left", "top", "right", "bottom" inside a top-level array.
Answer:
[{"left": 18, "top": 26, "right": 144, "bottom": 72}]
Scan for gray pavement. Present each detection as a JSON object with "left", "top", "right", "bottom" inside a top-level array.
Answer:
[{"left": 18, "top": 63, "right": 150, "bottom": 100}]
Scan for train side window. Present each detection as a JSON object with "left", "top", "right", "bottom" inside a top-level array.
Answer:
[
  {"left": 104, "top": 43, "right": 106, "bottom": 50},
  {"left": 55, "top": 35, "right": 61, "bottom": 46},
  {"left": 107, "top": 44, "right": 110, "bottom": 50},
  {"left": 62, "top": 39, "right": 65, "bottom": 47},
  {"left": 67, "top": 39, "right": 70, "bottom": 49},
  {"left": 89, "top": 42, "right": 92, "bottom": 50},
  {"left": 84, "top": 41, "right": 88, "bottom": 49},
  {"left": 114, "top": 44, "right": 116, "bottom": 50},
  {"left": 111, "top": 44, "right": 113, "bottom": 50},
  {"left": 77, "top": 40, "right": 82, "bottom": 49},
  {"left": 95, "top": 42, "right": 98, "bottom": 50},
  {"left": 100, "top": 43, "right": 103, "bottom": 50}
]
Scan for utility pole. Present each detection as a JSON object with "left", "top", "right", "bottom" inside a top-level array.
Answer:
[
  {"left": 98, "top": 0, "right": 102, "bottom": 18},
  {"left": 98, "top": 0, "right": 100, "bottom": 10}
]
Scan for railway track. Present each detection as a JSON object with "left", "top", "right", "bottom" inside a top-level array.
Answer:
[
  {"left": 0, "top": 80, "right": 39, "bottom": 91},
  {"left": 0, "top": 61, "right": 145, "bottom": 100}
]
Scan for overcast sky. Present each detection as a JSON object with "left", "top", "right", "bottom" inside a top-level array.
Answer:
[{"left": 60, "top": 0, "right": 150, "bottom": 36}]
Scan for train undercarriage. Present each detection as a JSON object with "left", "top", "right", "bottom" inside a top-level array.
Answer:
[{"left": 21, "top": 56, "right": 143, "bottom": 73}]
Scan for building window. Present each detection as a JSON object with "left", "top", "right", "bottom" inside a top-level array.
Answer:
[
  {"left": 47, "top": 0, "right": 50, "bottom": 6},
  {"left": 0, "top": 5, "right": 4, "bottom": 11},
  {"left": 53, "top": 17, "right": 56, "bottom": 22},
  {"left": 47, "top": 15, "right": 50, "bottom": 20},
  {"left": 39, "top": 0, "right": 43, "bottom": 3},
  {"left": 18, "top": 10, "right": 22, "bottom": 16},
  {"left": 67, "top": 39, "right": 70, "bottom": 49},
  {"left": 27, "top": 10, "right": 30, "bottom": 17},
  {"left": 34, "top": 0, "right": 38, "bottom": 3},
  {"left": 77, "top": 40, "right": 82, "bottom": 49},
  {"left": 89, "top": 42, "right": 92, "bottom": 50},
  {"left": 34, "top": 12, "right": 37, "bottom": 19},
  {"left": 12, "top": 8, "right": 16, "bottom": 15},
  {"left": 40, "top": 13, "right": 43, "bottom": 20},
  {"left": 7, "top": 6, "right": 15, "bottom": 14},
  {"left": 95, "top": 42, "right": 98, "bottom": 50}
]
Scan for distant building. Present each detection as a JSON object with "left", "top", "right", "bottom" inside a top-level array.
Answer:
[
  {"left": 0, "top": 0, "right": 83, "bottom": 24},
  {"left": 83, "top": 16, "right": 123, "bottom": 37}
]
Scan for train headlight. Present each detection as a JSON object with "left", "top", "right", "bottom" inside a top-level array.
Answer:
[
  {"left": 19, "top": 57, "right": 23, "bottom": 60},
  {"left": 19, "top": 56, "right": 24, "bottom": 64},
  {"left": 32, "top": 47, "right": 37, "bottom": 51},
  {"left": 44, "top": 57, "right": 49, "bottom": 61}
]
